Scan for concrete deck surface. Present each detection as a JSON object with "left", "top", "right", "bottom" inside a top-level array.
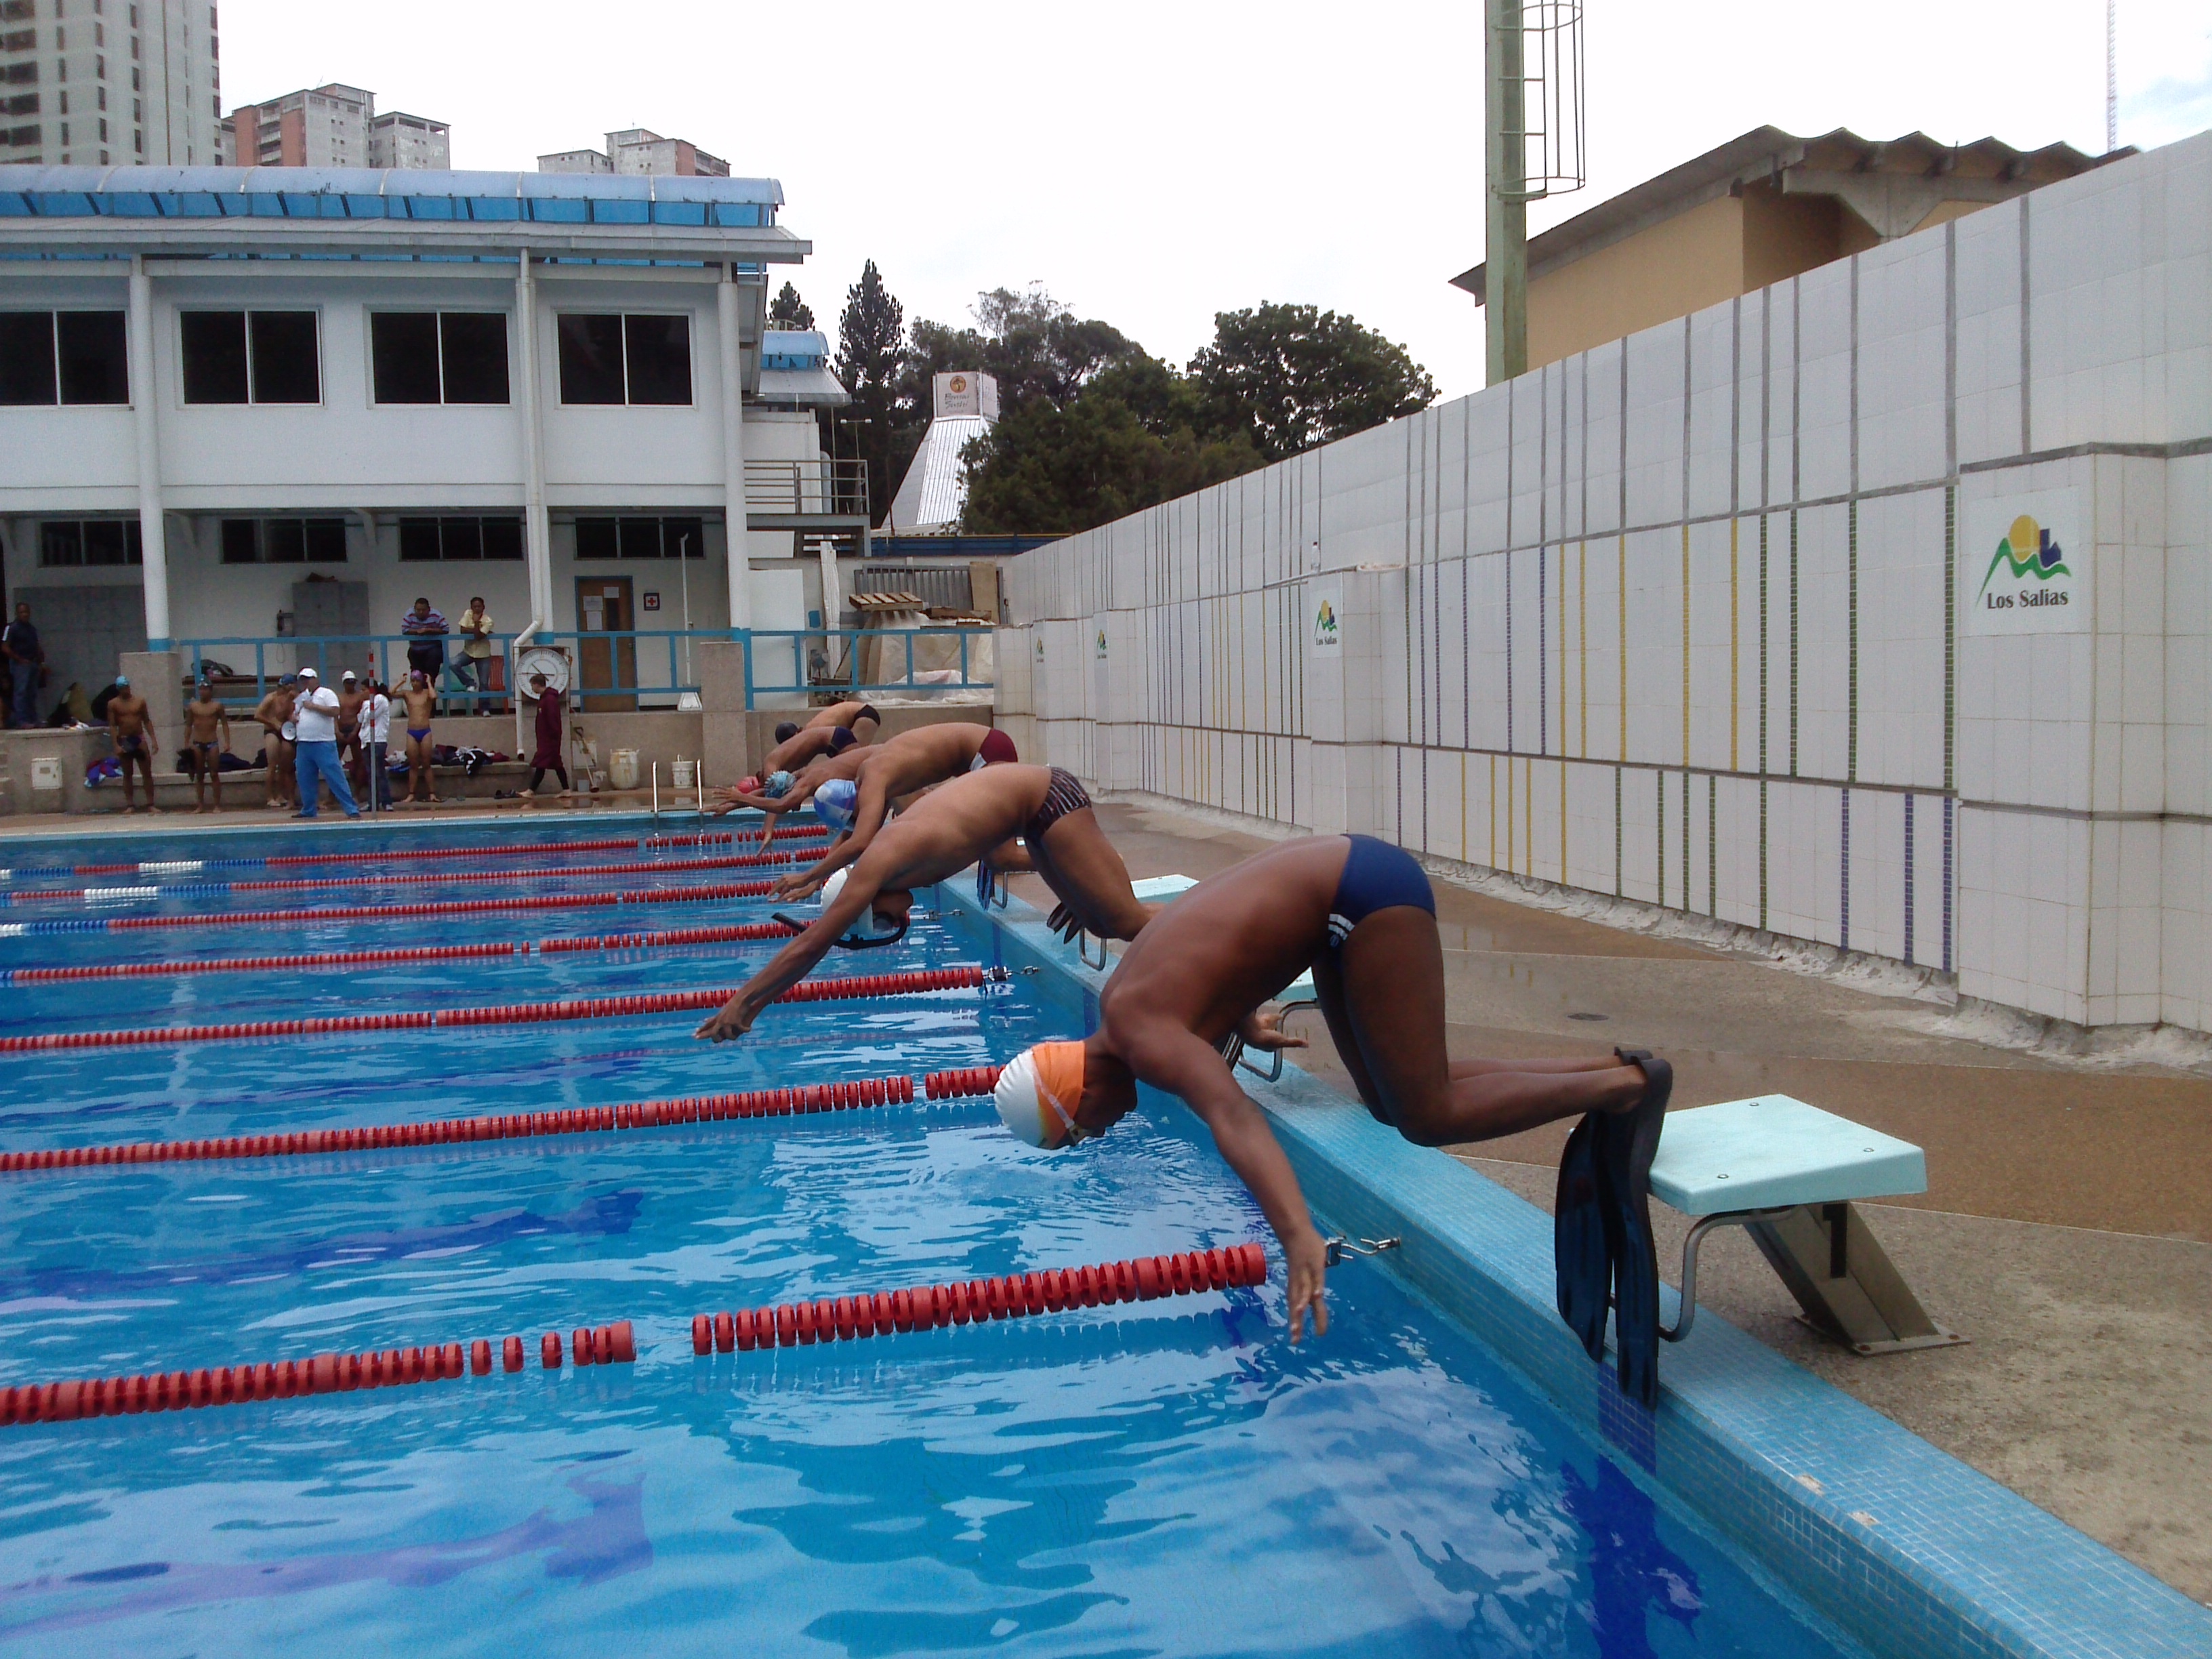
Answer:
[{"left": 3, "top": 792, "right": 2206, "bottom": 1604}]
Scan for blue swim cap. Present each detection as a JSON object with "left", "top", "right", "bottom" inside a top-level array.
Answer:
[
  {"left": 762, "top": 770, "right": 795, "bottom": 800},
  {"left": 815, "top": 779, "right": 859, "bottom": 832}
]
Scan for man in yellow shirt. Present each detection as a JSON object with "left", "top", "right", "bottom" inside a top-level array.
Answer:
[{"left": 455, "top": 596, "right": 495, "bottom": 710}]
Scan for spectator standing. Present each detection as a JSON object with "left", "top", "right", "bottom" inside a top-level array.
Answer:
[
  {"left": 401, "top": 597, "right": 449, "bottom": 712},
  {"left": 337, "top": 670, "right": 369, "bottom": 791},
  {"left": 455, "top": 596, "right": 494, "bottom": 708},
  {"left": 362, "top": 678, "right": 394, "bottom": 812},
  {"left": 4, "top": 601, "right": 45, "bottom": 729},
  {"left": 289, "top": 668, "right": 359, "bottom": 819},
  {"left": 106, "top": 675, "right": 159, "bottom": 813},
  {"left": 520, "top": 672, "right": 569, "bottom": 798},
  {"left": 252, "top": 676, "right": 298, "bottom": 809},
  {"left": 183, "top": 678, "right": 231, "bottom": 814}
]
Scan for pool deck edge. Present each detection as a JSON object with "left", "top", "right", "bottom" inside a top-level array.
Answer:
[{"left": 940, "top": 879, "right": 2212, "bottom": 1659}]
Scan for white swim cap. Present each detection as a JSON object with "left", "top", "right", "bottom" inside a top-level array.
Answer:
[
  {"left": 993, "top": 1041, "right": 1088, "bottom": 1151},
  {"left": 815, "top": 779, "right": 859, "bottom": 832},
  {"left": 819, "top": 868, "right": 847, "bottom": 906}
]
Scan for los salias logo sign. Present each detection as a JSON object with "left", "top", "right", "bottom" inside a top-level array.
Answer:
[{"left": 1964, "top": 489, "right": 2086, "bottom": 636}]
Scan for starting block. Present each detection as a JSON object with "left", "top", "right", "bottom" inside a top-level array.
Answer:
[{"left": 1650, "top": 1096, "right": 1965, "bottom": 1355}]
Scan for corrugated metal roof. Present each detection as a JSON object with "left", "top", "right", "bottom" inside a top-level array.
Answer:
[
  {"left": 885, "top": 413, "right": 994, "bottom": 533},
  {"left": 0, "top": 165, "right": 783, "bottom": 225}
]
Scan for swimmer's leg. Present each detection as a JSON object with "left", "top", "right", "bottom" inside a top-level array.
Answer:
[
  {"left": 1031, "top": 808, "right": 1148, "bottom": 939},
  {"left": 1320, "top": 907, "right": 1644, "bottom": 1147}
]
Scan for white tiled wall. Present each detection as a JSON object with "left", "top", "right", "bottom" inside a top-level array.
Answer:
[{"left": 1002, "top": 131, "right": 2212, "bottom": 1032}]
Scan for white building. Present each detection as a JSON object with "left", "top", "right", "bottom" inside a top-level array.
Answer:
[
  {"left": 538, "top": 128, "right": 729, "bottom": 179},
  {"left": 223, "top": 83, "right": 447, "bottom": 171},
  {"left": 0, "top": 165, "right": 863, "bottom": 701},
  {"left": 886, "top": 371, "right": 999, "bottom": 533},
  {"left": 0, "top": 0, "right": 222, "bottom": 167}
]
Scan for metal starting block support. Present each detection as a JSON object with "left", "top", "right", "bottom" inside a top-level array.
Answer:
[{"left": 1650, "top": 1097, "right": 1967, "bottom": 1357}]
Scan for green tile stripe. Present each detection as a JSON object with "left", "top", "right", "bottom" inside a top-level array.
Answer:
[{"left": 1847, "top": 498, "right": 1860, "bottom": 784}]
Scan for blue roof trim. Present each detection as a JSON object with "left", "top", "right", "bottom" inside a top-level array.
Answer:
[
  {"left": 0, "top": 166, "right": 783, "bottom": 226},
  {"left": 761, "top": 328, "right": 830, "bottom": 370}
]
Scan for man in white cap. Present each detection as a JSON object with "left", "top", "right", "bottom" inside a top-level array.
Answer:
[
  {"left": 288, "top": 668, "right": 361, "bottom": 819},
  {"left": 693, "top": 763, "right": 1148, "bottom": 1043}
]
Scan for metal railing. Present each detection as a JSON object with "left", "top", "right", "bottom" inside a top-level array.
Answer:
[
  {"left": 176, "top": 623, "right": 996, "bottom": 714},
  {"left": 742, "top": 457, "right": 868, "bottom": 517}
]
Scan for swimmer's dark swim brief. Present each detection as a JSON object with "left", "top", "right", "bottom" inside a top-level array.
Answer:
[
  {"left": 1326, "top": 834, "right": 1435, "bottom": 950},
  {"left": 1023, "top": 767, "right": 1091, "bottom": 844}
]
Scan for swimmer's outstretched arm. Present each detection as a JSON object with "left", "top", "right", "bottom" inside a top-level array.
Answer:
[
  {"left": 694, "top": 876, "right": 880, "bottom": 1042},
  {"left": 1115, "top": 1021, "right": 1330, "bottom": 1342}
]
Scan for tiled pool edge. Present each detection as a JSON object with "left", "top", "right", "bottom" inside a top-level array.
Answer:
[{"left": 942, "top": 881, "right": 2212, "bottom": 1659}]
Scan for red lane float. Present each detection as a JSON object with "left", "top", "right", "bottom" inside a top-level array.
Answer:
[
  {"left": 0, "top": 1071, "right": 927, "bottom": 1170},
  {"left": 0, "top": 1321, "right": 636, "bottom": 1429},
  {"left": 64, "top": 831, "right": 822, "bottom": 879},
  {"left": 924, "top": 1065, "right": 1008, "bottom": 1099},
  {"left": 5, "top": 920, "right": 812, "bottom": 984},
  {"left": 689, "top": 1244, "right": 1269, "bottom": 1356},
  {"left": 93, "top": 881, "right": 777, "bottom": 937},
  {"left": 0, "top": 966, "right": 987, "bottom": 1055}
]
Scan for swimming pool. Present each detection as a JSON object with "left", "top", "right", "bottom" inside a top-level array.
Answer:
[{"left": 0, "top": 816, "right": 1871, "bottom": 1654}]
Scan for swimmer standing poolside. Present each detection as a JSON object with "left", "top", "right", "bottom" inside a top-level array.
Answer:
[
  {"left": 989, "top": 835, "right": 1671, "bottom": 1345},
  {"left": 693, "top": 764, "right": 1147, "bottom": 1043},
  {"left": 183, "top": 678, "right": 231, "bottom": 813},
  {"left": 401, "top": 671, "right": 438, "bottom": 804}
]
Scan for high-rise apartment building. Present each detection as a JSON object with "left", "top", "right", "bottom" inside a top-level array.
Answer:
[
  {"left": 220, "top": 83, "right": 448, "bottom": 168},
  {"left": 538, "top": 127, "right": 729, "bottom": 178},
  {"left": 0, "top": 0, "right": 224, "bottom": 167}
]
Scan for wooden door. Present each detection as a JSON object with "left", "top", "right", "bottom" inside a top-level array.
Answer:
[{"left": 575, "top": 576, "right": 637, "bottom": 712}]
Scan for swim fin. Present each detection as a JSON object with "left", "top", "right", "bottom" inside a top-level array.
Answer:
[
  {"left": 1597, "top": 1047, "right": 1673, "bottom": 1409},
  {"left": 1554, "top": 1111, "right": 1612, "bottom": 1362}
]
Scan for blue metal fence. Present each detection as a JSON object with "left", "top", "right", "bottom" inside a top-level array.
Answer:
[{"left": 175, "top": 626, "right": 995, "bottom": 712}]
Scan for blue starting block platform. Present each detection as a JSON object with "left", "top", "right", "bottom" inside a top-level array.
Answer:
[{"left": 1652, "top": 1095, "right": 1962, "bottom": 1356}]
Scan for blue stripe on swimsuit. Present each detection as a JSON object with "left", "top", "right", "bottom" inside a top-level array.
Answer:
[{"left": 1326, "top": 834, "right": 1435, "bottom": 949}]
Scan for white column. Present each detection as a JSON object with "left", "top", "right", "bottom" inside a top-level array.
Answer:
[
  {"left": 514, "top": 247, "right": 553, "bottom": 632},
  {"left": 718, "top": 270, "right": 752, "bottom": 630},
  {"left": 128, "top": 255, "right": 171, "bottom": 648}
]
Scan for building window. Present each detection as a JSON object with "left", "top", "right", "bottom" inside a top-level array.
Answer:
[
  {"left": 0, "top": 311, "right": 129, "bottom": 406},
  {"left": 555, "top": 312, "right": 692, "bottom": 407},
  {"left": 398, "top": 516, "right": 525, "bottom": 562},
  {"left": 180, "top": 310, "right": 320, "bottom": 405},
  {"left": 573, "top": 516, "right": 706, "bottom": 560},
  {"left": 369, "top": 311, "right": 510, "bottom": 405},
  {"left": 220, "top": 517, "right": 347, "bottom": 565},
  {"left": 40, "top": 520, "right": 144, "bottom": 568}
]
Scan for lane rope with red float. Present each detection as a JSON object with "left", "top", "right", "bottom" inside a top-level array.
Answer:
[
  {"left": 0, "top": 1243, "right": 1272, "bottom": 1427},
  {"left": 1, "top": 880, "right": 784, "bottom": 938},
  {"left": 62, "top": 829, "right": 800, "bottom": 879},
  {"left": 6, "top": 846, "right": 831, "bottom": 907},
  {"left": 0, "top": 920, "right": 815, "bottom": 985},
  {"left": 691, "top": 1242, "right": 1269, "bottom": 1354},
  {"left": 0, "top": 967, "right": 1004, "bottom": 1056}
]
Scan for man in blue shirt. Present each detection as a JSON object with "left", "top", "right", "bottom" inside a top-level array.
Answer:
[{"left": 3, "top": 602, "right": 44, "bottom": 729}]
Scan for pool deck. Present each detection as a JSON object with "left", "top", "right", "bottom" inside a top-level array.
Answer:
[{"left": 3, "top": 793, "right": 2208, "bottom": 1626}]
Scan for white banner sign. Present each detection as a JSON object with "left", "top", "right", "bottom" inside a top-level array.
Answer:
[{"left": 1963, "top": 489, "right": 2087, "bottom": 635}]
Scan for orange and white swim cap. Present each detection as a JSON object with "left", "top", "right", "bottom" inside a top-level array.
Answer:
[{"left": 994, "top": 1040, "right": 1089, "bottom": 1149}]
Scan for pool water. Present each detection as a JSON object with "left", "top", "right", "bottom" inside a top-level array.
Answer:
[{"left": 0, "top": 819, "right": 1859, "bottom": 1657}]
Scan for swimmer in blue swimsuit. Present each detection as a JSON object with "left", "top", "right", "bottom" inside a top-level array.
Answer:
[{"left": 990, "top": 834, "right": 1669, "bottom": 1354}]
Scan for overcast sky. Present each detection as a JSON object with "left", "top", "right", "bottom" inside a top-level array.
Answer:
[{"left": 220, "top": 0, "right": 2211, "bottom": 400}]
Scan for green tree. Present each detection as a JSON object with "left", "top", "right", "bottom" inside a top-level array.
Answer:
[
  {"left": 769, "top": 281, "right": 815, "bottom": 331},
  {"left": 834, "top": 261, "right": 909, "bottom": 522},
  {"left": 960, "top": 356, "right": 1260, "bottom": 535},
  {"left": 897, "top": 285, "right": 1141, "bottom": 425},
  {"left": 1189, "top": 302, "right": 1437, "bottom": 462}
]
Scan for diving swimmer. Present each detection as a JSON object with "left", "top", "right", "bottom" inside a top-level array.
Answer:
[
  {"left": 693, "top": 764, "right": 1148, "bottom": 1044},
  {"left": 771, "top": 722, "right": 1019, "bottom": 900},
  {"left": 987, "top": 834, "right": 1672, "bottom": 1381}
]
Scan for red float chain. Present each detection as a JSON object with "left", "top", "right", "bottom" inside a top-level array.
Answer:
[
  {"left": 0, "top": 967, "right": 989, "bottom": 1055},
  {"left": 690, "top": 1242, "right": 1269, "bottom": 1355},
  {"left": 4, "top": 920, "right": 809, "bottom": 985},
  {"left": 924, "top": 1065, "right": 1008, "bottom": 1099},
  {"left": 67, "top": 832, "right": 800, "bottom": 878},
  {"left": 99, "top": 880, "right": 775, "bottom": 935},
  {"left": 0, "top": 1072, "right": 920, "bottom": 1172},
  {"left": 0, "top": 1321, "right": 636, "bottom": 1428}
]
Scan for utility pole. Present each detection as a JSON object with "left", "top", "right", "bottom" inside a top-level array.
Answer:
[
  {"left": 2106, "top": 0, "right": 2118, "bottom": 152},
  {"left": 1485, "top": 0, "right": 1529, "bottom": 386}
]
